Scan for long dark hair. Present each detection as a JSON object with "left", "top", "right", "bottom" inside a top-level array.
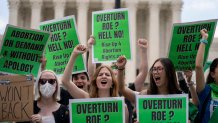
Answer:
[
  {"left": 206, "top": 58, "right": 218, "bottom": 84},
  {"left": 147, "top": 58, "right": 181, "bottom": 94}
]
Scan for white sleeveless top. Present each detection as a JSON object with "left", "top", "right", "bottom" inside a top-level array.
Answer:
[{"left": 41, "top": 115, "right": 55, "bottom": 123}]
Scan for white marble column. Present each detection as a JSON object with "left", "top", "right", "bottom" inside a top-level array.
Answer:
[
  {"left": 125, "top": 0, "right": 138, "bottom": 84},
  {"left": 8, "top": 0, "right": 20, "bottom": 26},
  {"left": 165, "top": 13, "right": 172, "bottom": 55},
  {"left": 30, "top": 0, "right": 42, "bottom": 29},
  {"left": 148, "top": 1, "right": 160, "bottom": 67},
  {"left": 53, "top": 0, "right": 66, "bottom": 19},
  {"left": 171, "top": 0, "right": 183, "bottom": 23},
  {"left": 76, "top": 0, "right": 89, "bottom": 45},
  {"left": 102, "top": 0, "right": 114, "bottom": 10}
]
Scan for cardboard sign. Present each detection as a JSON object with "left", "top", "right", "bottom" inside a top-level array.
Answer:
[
  {"left": 137, "top": 94, "right": 188, "bottom": 123},
  {"left": 0, "top": 25, "right": 50, "bottom": 77},
  {"left": 40, "top": 16, "right": 86, "bottom": 75},
  {"left": 70, "top": 97, "right": 125, "bottom": 123},
  {"left": 92, "top": 8, "right": 131, "bottom": 63},
  {"left": 168, "top": 19, "right": 217, "bottom": 71},
  {"left": 0, "top": 74, "right": 34, "bottom": 121}
]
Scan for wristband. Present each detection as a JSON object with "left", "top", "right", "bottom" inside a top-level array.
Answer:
[
  {"left": 200, "top": 39, "right": 208, "bottom": 44},
  {"left": 187, "top": 81, "right": 194, "bottom": 87}
]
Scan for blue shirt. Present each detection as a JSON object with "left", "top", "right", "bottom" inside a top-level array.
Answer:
[{"left": 198, "top": 85, "right": 211, "bottom": 123}]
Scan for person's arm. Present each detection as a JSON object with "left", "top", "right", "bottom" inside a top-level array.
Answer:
[
  {"left": 195, "top": 29, "right": 208, "bottom": 93},
  {"left": 125, "top": 105, "right": 129, "bottom": 123},
  {"left": 87, "top": 35, "right": 96, "bottom": 80},
  {"left": 40, "top": 55, "right": 47, "bottom": 71},
  {"left": 134, "top": 39, "right": 148, "bottom": 92},
  {"left": 116, "top": 55, "right": 137, "bottom": 104},
  {"left": 62, "top": 44, "right": 89, "bottom": 98},
  {"left": 184, "top": 70, "right": 199, "bottom": 106}
]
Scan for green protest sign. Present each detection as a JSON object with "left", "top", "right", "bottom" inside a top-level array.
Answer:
[
  {"left": 204, "top": 61, "right": 212, "bottom": 72},
  {"left": 0, "top": 24, "right": 50, "bottom": 77},
  {"left": 70, "top": 97, "right": 125, "bottom": 123},
  {"left": 92, "top": 8, "right": 131, "bottom": 63},
  {"left": 40, "top": 16, "right": 86, "bottom": 75},
  {"left": 168, "top": 19, "right": 217, "bottom": 71},
  {"left": 137, "top": 94, "right": 188, "bottom": 123}
]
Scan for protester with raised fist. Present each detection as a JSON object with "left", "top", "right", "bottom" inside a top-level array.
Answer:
[
  {"left": 195, "top": 29, "right": 218, "bottom": 123},
  {"left": 62, "top": 43, "right": 129, "bottom": 123},
  {"left": 118, "top": 57, "right": 181, "bottom": 103}
]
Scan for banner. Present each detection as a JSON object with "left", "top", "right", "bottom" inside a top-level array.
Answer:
[
  {"left": 70, "top": 97, "right": 125, "bottom": 123},
  {"left": 92, "top": 8, "right": 131, "bottom": 63},
  {"left": 40, "top": 16, "right": 86, "bottom": 75},
  {"left": 137, "top": 94, "right": 188, "bottom": 123},
  {"left": 0, "top": 25, "right": 50, "bottom": 77},
  {"left": 168, "top": 19, "right": 217, "bottom": 71},
  {"left": 0, "top": 75, "right": 34, "bottom": 121}
]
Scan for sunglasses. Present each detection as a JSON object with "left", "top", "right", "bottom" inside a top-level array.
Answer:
[{"left": 39, "top": 79, "right": 56, "bottom": 85}]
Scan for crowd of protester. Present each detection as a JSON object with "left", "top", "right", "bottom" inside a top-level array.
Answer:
[{"left": 1, "top": 23, "right": 217, "bottom": 123}]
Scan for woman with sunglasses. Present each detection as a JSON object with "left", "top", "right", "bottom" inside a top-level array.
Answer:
[
  {"left": 39, "top": 55, "right": 90, "bottom": 106},
  {"left": 31, "top": 70, "right": 69, "bottom": 123},
  {"left": 62, "top": 44, "right": 129, "bottom": 123}
]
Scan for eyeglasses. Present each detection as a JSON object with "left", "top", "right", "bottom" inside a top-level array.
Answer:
[
  {"left": 151, "top": 67, "right": 164, "bottom": 73},
  {"left": 39, "top": 79, "right": 56, "bottom": 85}
]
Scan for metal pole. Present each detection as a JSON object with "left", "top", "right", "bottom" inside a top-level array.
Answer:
[{"left": 115, "top": 0, "right": 121, "bottom": 9}]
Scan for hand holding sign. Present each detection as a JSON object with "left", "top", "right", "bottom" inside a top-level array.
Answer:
[{"left": 73, "top": 44, "right": 87, "bottom": 56}]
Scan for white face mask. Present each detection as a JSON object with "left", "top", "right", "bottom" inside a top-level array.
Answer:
[{"left": 39, "top": 82, "right": 56, "bottom": 98}]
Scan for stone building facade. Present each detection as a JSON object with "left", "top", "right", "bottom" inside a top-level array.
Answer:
[{"left": 8, "top": 0, "right": 184, "bottom": 83}]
